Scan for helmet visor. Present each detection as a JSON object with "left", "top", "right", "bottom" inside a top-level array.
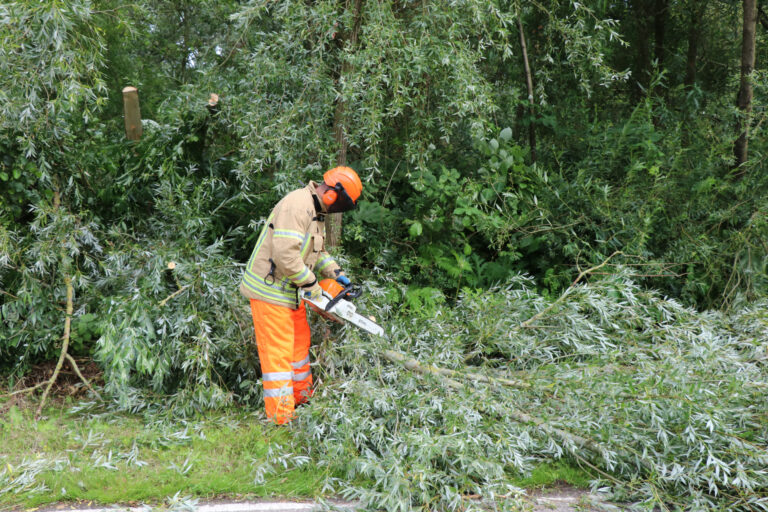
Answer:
[{"left": 326, "top": 182, "right": 358, "bottom": 213}]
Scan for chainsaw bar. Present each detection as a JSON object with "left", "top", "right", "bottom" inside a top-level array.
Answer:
[{"left": 305, "top": 292, "right": 384, "bottom": 337}]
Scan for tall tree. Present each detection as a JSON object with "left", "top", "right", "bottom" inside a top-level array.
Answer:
[
  {"left": 228, "top": 0, "right": 514, "bottom": 208},
  {"left": 327, "top": 0, "right": 364, "bottom": 249},
  {"left": 633, "top": 0, "right": 654, "bottom": 97},
  {"left": 517, "top": 14, "right": 537, "bottom": 163},
  {"left": 653, "top": 0, "right": 668, "bottom": 68},
  {"left": 684, "top": 1, "right": 707, "bottom": 89},
  {"left": 734, "top": 0, "right": 758, "bottom": 169}
]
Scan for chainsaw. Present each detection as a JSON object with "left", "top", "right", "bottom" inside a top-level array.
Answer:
[{"left": 304, "top": 279, "right": 384, "bottom": 336}]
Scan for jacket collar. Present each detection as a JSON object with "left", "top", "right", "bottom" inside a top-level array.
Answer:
[{"left": 307, "top": 180, "right": 328, "bottom": 214}]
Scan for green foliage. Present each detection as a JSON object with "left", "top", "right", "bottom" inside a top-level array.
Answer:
[
  {"left": 353, "top": 79, "right": 768, "bottom": 304},
  {"left": 402, "top": 286, "right": 445, "bottom": 317},
  {"left": 228, "top": 0, "right": 514, "bottom": 183},
  {"left": 0, "top": 1, "right": 107, "bottom": 136},
  {"left": 0, "top": 203, "right": 103, "bottom": 373},
  {"left": 293, "top": 272, "right": 768, "bottom": 511},
  {"left": 534, "top": 84, "right": 768, "bottom": 307},
  {"left": 512, "top": 461, "right": 592, "bottom": 489},
  {"left": 93, "top": 230, "right": 254, "bottom": 414},
  {"left": 0, "top": 145, "right": 42, "bottom": 221},
  {"left": 0, "top": 0, "right": 107, "bottom": 214},
  {"left": 69, "top": 313, "right": 100, "bottom": 356},
  {"left": 0, "top": 3, "right": 767, "bottom": 510},
  {"left": 345, "top": 129, "right": 561, "bottom": 294}
]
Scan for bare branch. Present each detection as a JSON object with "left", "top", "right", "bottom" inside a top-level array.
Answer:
[
  {"left": 521, "top": 251, "right": 622, "bottom": 328},
  {"left": 64, "top": 353, "right": 103, "bottom": 401},
  {"left": 159, "top": 285, "right": 190, "bottom": 307},
  {"left": 35, "top": 275, "right": 74, "bottom": 419}
]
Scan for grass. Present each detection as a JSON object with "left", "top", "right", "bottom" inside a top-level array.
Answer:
[
  {"left": 512, "top": 460, "right": 593, "bottom": 489},
  {"left": 0, "top": 399, "right": 330, "bottom": 510},
  {"left": 0, "top": 398, "right": 593, "bottom": 510}
]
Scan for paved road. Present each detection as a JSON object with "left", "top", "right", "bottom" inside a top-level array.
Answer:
[{"left": 31, "top": 490, "right": 611, "bottom": 512}]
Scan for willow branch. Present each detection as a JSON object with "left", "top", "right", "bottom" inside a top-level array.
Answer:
[
  {"left": 517, "top": 14, "right": 537, "bottom": 162},
  {"left": 4, "top": 381, "right": 48, "bottom": 397},
  {"left": 382, "top": 350, "right": 603, "bottom": 454},
  {"left": 521, "top": 251, "right": 622, "bottom": 328},
  {"left": 383, "top": 348, "right": 660, "bottom": 479},
  {"left": 0, "top": 288, "right": 20, "bottom": 299},
  {"left": 382, "top": 350, "right": 529, "bottom": 389},
  {"left": 381, "top": 350, "right": 465, "bottom": 390},
  {"left": 159, "top": 284, "right": 190, "bottom": 307},
  {"left": 64, "top": 353, "right": 103, "bottom": 401},
  {"left": 35, "top": 275, "right": 73, "bottom": 419}
]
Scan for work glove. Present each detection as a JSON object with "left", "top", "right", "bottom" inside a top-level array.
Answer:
[
  {"left": 336, "top": 274, "right": 351, "bottom": 287},
  {"left": 303, "top": 281, "right": 323, "bottom": 301}
]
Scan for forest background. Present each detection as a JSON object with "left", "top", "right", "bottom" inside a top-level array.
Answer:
[{"left": 1, "top": 0, "right": 767, "bottom": 511}]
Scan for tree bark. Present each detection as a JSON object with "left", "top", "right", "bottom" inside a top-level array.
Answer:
[
  {"left": 35, "top": 275, "right": 73, "bottom": 419},
  {"left": 684, "top": 3, "right": 706, "bottom": 89},
  {"left": 327, "top": 0, "right": 364, "bottom": 249},
  {"left": 733, "top": 0, "right": 758, "bottom": 170},
  {"left": 122, "top": 87, "right": 142, "bottom": 140},
  {"left": 517, "top": 16, "right": 537, "bottom": 163},
  {"left": 653, "top": 0, "right": 668, "bottom": 69},
  {"left": 633, "top": 0, "right": 654, "bottom": 99}
]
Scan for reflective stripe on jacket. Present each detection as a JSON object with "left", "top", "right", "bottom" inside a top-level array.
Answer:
[{"left": 240, "top": 181, "right": 342, "bottom": 309}]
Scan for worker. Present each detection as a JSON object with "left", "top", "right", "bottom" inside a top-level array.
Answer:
[{"left": 240, "top": 166, "right": 363, "bottom": 424}]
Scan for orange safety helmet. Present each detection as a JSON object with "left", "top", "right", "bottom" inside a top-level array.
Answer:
[{"left": 322, "top": 166, "right": 363, "bottom": 210}]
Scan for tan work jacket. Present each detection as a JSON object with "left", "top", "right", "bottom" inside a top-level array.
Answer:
[{"left": 240, "top": 181, "right": 342, "bottom": 309}]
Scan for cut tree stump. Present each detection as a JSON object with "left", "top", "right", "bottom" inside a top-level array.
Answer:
[{"left": 122, "top": 86, "right": 142, "bottom": 140}]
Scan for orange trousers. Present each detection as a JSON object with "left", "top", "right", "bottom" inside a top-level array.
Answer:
[{"left": 250, "top": 299, "right": 313, "bottom": 424}]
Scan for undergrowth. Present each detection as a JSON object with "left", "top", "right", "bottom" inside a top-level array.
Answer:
[{"left": 3, "top": 271, "right": 767, "bottom": 511}]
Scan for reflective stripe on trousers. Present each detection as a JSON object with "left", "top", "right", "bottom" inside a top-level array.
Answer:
[
  {"left": 291, "top": 354, "right": 313, "bottom": 405},
  {"left": 250, "top": 299, "right": 313, "bottom": 424}
]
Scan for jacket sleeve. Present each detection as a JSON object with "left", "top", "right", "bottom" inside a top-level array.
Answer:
[
  {"left": 271, "top": 200, "right": 317, "bottom": 288},
  {"left": 314, "top": 251, "right": 342, "bottom": 280}
]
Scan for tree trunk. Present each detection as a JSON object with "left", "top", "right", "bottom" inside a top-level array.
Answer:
[
  {"left": 733, "top": 0, "right": 758, "bottom": 170},
  {"left": 684, "top": 3, "right": 705, "bottom": 89},
  {"left": 179, "top": 0, "right": 191, "bottom": 82},
  {"left": 633, "top": 0, "right": 653, "bottom": 99},
  {"left": 517, "top": 16, "right": 536, "bottom": 163},
  {"left": 653, "top": 0, "right": 668, "bottom": 69},
  {"left": 327, "top": 0, "right": 364, "bottom": 249}
]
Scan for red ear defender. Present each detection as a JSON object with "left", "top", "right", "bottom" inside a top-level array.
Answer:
[{"left": 322, "top": 189, "right": 338, "bottom": 206}]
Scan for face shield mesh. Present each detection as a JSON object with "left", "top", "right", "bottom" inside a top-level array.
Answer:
[{"left": 326, "top": 182, "right": 357, "bottom": 213}]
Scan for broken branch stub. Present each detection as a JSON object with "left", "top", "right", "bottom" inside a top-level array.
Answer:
[{"left": 122, "top": 86, "right": 142, "bottom": 140}]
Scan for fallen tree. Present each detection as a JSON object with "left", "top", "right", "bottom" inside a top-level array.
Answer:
[{"left": 287, "top": 271, "right": 768, "bottom": 511}]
